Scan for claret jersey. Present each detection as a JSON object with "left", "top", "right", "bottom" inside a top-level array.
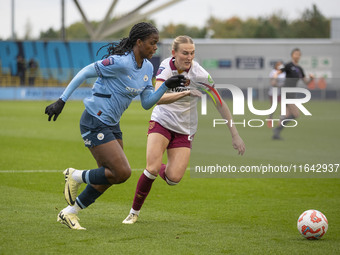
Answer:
[{"left": 151, "top": 57, "right": 214, "bottom": 135}]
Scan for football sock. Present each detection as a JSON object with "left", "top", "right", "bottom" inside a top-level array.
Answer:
[
  {"left": 158, "top": 164, "right": 166, "bottom": 181},
  {"left": 165, "top": 176, "right": 178, "bottom": 186},
  {"left": 81, "top": 167, "right": 110, "bottom": 185},
  {"left": 129, "top": 208, "right": 140, "bottom": 216},
  {"left": 159, "top": 164, "right": 178, "bottom": 185},
  {"left": 132, "top": 169, "right": 156, "bottom": 211},
  {"left": 72, "top": 170, "right": 84, "bottom": 183},
  {"left": 63, "top": 203, "right": 82, "bottom": 215},
  {"left": 73, "top": 202, "right": 82, "bottom": 213},
  {"left": 76, "top": 184, "right": 102, "bottom": 209}
]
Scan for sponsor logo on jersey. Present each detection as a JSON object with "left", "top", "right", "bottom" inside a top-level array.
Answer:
[
  {"left": 102, "top": 57, "right": 114, "bottom": 66},
  {"left": 168, "top": 87, "right": 190, "bottom": 93},
  {"left": 125, "top": 86, "right": 144, "bottom": 96}
]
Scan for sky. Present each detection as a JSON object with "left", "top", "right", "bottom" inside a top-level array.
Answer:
[{"left": 0, "top": 0, "right": 339, "bottom": 39}]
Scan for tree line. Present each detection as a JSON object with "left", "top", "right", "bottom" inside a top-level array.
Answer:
[{"left": 39, "top": 4, "right": 329, "bottom": 40}]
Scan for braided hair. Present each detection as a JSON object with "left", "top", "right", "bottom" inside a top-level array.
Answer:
[{"left": 98, "top": 22, "right": 159, "bottom": 59}]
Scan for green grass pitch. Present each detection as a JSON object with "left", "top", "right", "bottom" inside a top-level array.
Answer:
[{"left": 0, "top": 100, "right": 339, "bottom": 254}]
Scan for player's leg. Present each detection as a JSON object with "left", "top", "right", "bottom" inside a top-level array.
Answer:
[
  {"left": 145, "top": 133, "right": 169, "bottom": 176},
  {"left": 124, "top": 142, "right": 190, "bottom": 224},
  {"left": 88, "top": 139, "right": 131, "bottom": 185},
  {"left": 62, "top": 138, "right": 123, "bottom": 207},
  {"left": 76, "top": 139, "right": 131, "bottom": 205},
  {"left": 89, "top": 138, "right": 124, "bottom": 192},
  {"left": 64, "top": 138, "right": 130, "bottom": 201},
  {"left": 123, "top": 132, "right": 169, "bottom": 224},
  {"left": 159, "top": 131, "right": 191, "bottom": 183},
  {"left": 273, "top": 102, "right": 299, "bottom": 140},
  {"left": 60, "top": 114, "right": 130, "bottom": 229},
  {"left": 162, "top": 147, "right": 190, "bottom": 185},
  {"left": 64, "top": 110, "right": 129, "bottom": 204},
  {"left": 287, "top": 104, "right": 300, "bottom": 119},
  {"left": 59, "top": 139, "right": 131, "bottom": 230}
]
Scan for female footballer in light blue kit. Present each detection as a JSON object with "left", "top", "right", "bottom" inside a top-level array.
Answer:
[{"left": 45, "top": 22, "right": 186, "bottom": 230}]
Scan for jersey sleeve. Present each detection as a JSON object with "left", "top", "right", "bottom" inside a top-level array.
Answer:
[
  {"left": 189, "top": 62, "right": 215, "bottom": 90},
  {"left": 94, "top": 55, "right": 123, "bottom": 78},
  {"left": 60, "top": 64, "right": 97, "bottom": 102},
  {"left": 156, "top": 59, "right": 172, "bottom": 82},
  {"left": 299, "top": 66, "right": 306, "bottom": 78}
]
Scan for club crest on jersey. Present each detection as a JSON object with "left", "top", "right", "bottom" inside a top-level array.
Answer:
[
  {"left": 143, "top": 75, "right": 149, "bottom": 82},
  {"left": 102, "top": 57, "right": 114, "bottom": 66},
  {"left": 156, "top": 67, "right": 165, "bottom": 76}
]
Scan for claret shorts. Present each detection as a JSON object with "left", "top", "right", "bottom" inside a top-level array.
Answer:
[{"left": 147, "top": 121, "right": 193, "bottom": 149}]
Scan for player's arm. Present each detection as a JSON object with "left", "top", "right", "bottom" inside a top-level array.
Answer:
[
  {"left": 302, "top": 73, "right": 314, "bottom": 85},
  {"left": 45, "top": 64, "right": 97, "bottom": 121},
  {"left": 212, "top": 89, "right": 245, "bottom": 155},
  {"left": 155, "top": 80, "right": 190, "bottom": 104},
  {"left": 140, "top": 75, "right": 186, "bottom": 110}
]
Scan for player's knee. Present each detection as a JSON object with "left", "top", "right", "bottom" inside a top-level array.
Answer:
[
  {"left": 146, "top": 163, "right": 162, "bottom": 176},
  {"left": 147, "top": 168, "right": 159, "bottom": 176},
  {"left": 106, "top": 166, "right": 131, "bottom": 184},
  {"left": 116, "top": 167, "right": 131, "bottom": 183}
]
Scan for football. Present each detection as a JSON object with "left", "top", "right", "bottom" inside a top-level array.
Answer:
[{"left": 297, "top": 209, "right": 328, "bottom": 240}]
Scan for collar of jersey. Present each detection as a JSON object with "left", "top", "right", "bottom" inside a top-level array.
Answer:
[{"left": 131, "top": 51, "right": 143, "bottom": 69}]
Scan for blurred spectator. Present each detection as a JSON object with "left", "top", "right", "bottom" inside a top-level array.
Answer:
[
  {"left": 28, "top": 58, "right": 39, "bottom": 86},
  {"left": 16, "top": 55, "right": 26, "bottom": 86}
]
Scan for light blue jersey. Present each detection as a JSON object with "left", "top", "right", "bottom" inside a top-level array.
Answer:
[
  {"left": 60, "top": 51, "right": 168, "bottom": 126},
  {"left": 84, "top": 52, "right": 153, "bottom": 125}
]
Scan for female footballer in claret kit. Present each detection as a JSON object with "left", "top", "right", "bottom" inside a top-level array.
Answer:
[
  {"left": 123, "top": 35, "right": 245, "bottom": 224},
  {"left": 45, "top": 22, "right": 186, "bottom": 230}
]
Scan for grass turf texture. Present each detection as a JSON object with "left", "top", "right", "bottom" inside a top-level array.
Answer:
[{"left": 0, "top": 100, "right": 339, "bottom": 254}]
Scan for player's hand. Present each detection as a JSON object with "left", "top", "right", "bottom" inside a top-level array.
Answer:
[
  {"left": 232, "top": 134, "right": 246, "bottom": 155},
  {"left": 164, "top": 75, "right": 186, "bottom": 88},
  {"left": 45, "top": 98, "right": 65, "bottom": 121}
]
